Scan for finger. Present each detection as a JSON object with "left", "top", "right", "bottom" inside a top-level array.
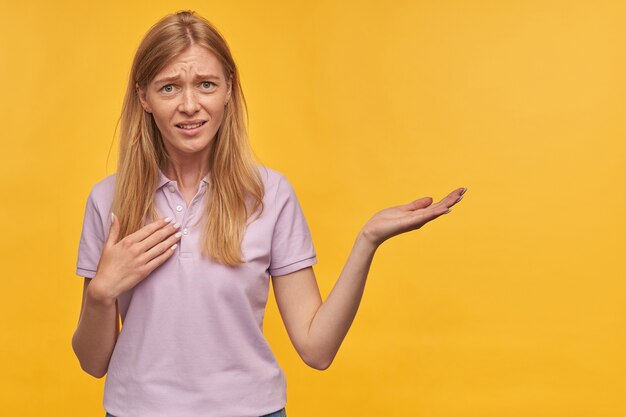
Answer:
[
  {"left": 407, "top": 205, "right": 450, "bottom": 229},
  {"left": 126, "top": 216, "right": 175, "bottom": 244},
  {"left": 137, "top": 222, "right": 181, "bottom": 254},
  {"left": 144, "top": 246, "right": 176, "bottom": 275},
  {"left": 142, "top": 234, "right": 180, "bottom": 271},
  {"left": 106, "top": 212, "right": 121, "bottom": 248},
  {"left": 402, "top": 197, "right": 433, "bottom": 211},
  {"left": 448, "top": 187, "right": 467, "bottom": 206},
  {"left": 432, "top": 187, "right": 466, "bottom": 210}
]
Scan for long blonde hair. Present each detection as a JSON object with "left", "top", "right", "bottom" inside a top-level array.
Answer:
[{"left": 112, "top": 10, "right": 264, "bottom": 266}]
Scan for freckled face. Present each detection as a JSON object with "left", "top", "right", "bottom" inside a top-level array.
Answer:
[{"left": 136, "top": 44, "right": 232, "bottom": 157}]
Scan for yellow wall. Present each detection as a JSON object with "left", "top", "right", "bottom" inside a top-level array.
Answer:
[{"left": 1, "top": 0, "right": 624, "bottom": 415}]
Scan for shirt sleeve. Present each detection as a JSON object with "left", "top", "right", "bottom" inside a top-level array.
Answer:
[
  {"left": 76, "top": 188, "right": 107, "bottom": 278},
  {"left": 268, "top": 175, "right": 317, "bottom": 277}
]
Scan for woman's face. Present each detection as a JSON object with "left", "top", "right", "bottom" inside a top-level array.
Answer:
[{"left": 136, "top": 44, "right": 232, "bottom": 159}]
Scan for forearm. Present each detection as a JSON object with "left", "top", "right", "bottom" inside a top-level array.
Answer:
[
  {"left": 306, "top": 230, "right": 378, "bottom": 369},
  {"left": 71, "top": 280, "right": 120, "bottom": 378}
]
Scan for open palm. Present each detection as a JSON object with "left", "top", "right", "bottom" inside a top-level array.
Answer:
[{"left": 362, "top": 187, "right": 467, "bottom": 247}]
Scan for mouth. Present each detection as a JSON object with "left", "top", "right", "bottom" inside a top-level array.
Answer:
[
  {"left": 175, "top": 121, "right": 207, "bottom": 135},
  {"left": 176, "top": 121, "right": 206, "bottom": 129}
]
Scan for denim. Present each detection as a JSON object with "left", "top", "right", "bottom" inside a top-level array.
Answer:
[{"left": 105, "top": 407, "right": 286, "bottom": 417}]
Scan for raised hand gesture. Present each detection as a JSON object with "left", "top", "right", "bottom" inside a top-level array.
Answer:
[{"left": 362, "top": 187, "right": 467, "bottom": 247}]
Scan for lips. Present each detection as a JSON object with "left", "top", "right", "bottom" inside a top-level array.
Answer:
[{"left": 176, "top": 121, "right": 206, "bottom": 129}]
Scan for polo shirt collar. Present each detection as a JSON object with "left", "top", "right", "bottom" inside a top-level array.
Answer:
[{"left": 156, "top": 167, "right": 211, "bottom": 190}]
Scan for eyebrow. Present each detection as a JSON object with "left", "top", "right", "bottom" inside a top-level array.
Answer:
[{"left": 153, "top": 74, "right": 222, "bottom": 84}]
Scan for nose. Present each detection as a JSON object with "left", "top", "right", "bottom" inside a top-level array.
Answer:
[{"left": 178, "top": 88, "right": 200, "bottom": 114}]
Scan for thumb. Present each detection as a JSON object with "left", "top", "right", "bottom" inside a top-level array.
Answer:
[
  {"left": 106, "top": 212, "right": 121, "bottom": 247},
  {"left": 403, "top": 197, "right": 433, "bottom": 211}
]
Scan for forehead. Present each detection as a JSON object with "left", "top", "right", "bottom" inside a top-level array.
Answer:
[{"left": 153, "top": 45, "right": 225, "bottom": 81}]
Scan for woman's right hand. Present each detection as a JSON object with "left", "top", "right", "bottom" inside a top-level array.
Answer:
[{"left": 88, "top": 214, "right": 182, "bottom": 305}]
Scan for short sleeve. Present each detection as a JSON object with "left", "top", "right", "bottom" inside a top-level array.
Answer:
[
  {"left": 268, "top": 175, "right": 317, "bottom": 277},
  {"left": 76, "top": 189, "right": 107, "bottom": 278}
]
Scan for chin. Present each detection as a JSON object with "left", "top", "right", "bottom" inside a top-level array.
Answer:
[{"left": 183, "top": 140, "right": 214, "bottom": 153}]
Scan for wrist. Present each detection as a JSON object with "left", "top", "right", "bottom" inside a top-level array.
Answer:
[
  {"left": 356, "top": 228, "right": 380, "bottom": 253},
  {"left": 87, "top": 277, "right": 117, "bottom": 308}
]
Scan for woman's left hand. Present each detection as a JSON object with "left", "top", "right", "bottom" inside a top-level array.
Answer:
[{"left": 361, "top": 187, "right": 467, "bottom": 247}]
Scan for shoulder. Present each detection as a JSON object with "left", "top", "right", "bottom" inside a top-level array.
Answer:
[
  {"left": 254, "top": 165, "right": 304, "bottom": 210},
  {"left": 255, "top": 165, "right": 288, "bottom": 193},
  {"left": 85, "top": 173, "right": 116, "bottom": 210}
]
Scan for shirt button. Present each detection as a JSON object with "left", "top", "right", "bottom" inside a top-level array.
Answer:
[
  {"left": 183, "top": 227, "right": 189, "bottom": 235},
  {"left": 176, "top": 205, "right": 183, "bottom": 212},
  {"left": 167, "top": 185, "right": 176, "bottom": 193}
]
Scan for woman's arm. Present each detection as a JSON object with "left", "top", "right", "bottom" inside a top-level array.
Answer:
[
  {"left": 272, "top": 187, "right": 466, "bottom": 370},
  {"left": 71, "top": 278, "right": 120, "bottom": 378},
  {"left": 272, "top": 233, "right": 376, "bottom": 370},
  {"left": 72, "top": 214, "right": 182, "bottom": 377}
]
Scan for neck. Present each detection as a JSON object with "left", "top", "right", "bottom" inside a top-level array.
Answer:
[{"left": 163, "top": 156, "right": 210, "bottom": 191}]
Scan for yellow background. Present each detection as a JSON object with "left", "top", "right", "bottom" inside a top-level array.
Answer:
[{"left": 1, "top": 0, "right": 624, "bottom": 415}]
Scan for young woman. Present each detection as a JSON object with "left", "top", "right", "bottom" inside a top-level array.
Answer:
[{"left": 71, "top": 10, "right": 466, "bottom": 417}]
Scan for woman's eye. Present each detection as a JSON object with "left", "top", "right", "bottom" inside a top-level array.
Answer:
[
  {"left": 201, "top": 81, "right": 215, "bottom": 89},
  {"left": 161, "top": 84, "right": 174, "bottom": 93}
]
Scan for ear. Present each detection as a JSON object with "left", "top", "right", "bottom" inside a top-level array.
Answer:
[{"left": 135, "top": 82, "right": 151, "bottom": 113}]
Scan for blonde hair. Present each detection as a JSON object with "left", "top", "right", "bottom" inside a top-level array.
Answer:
[{"left": 112, "top": 10, "right": 264, "bottom": 266}]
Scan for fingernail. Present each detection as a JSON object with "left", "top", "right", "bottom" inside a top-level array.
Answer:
[
  {"left": 461, "top": 187, "right": 467, "bottom": 195},
  {"left": 111, "top": 213, "right": 115, "bottom": 222},
  {"left": 164, "top": 216, "right": 173, "bottom": 223},
  {"left": 173, "top": 223, "right": 181, "bottom": 229},
  {"left": 457, "top": 195, "right": 464, "bottom": 202}
]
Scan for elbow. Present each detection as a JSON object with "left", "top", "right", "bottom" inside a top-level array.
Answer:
[
  {"left": 81, "top": 363, "right": 108, "bottom": 379},
  {"left": 75, "top": 354, "right": 108, "bottom": 378},
  {"left": 76, "top": 355, "right": 108, "bottom": 379},
  {"left": 307, "top": 360, "right": 332, "bottom": 371},
  {"left": 303, "top": 350, "right": 334, "bottom": 371},
  {"left": 72, "top": 339, "right": 108, "bottom": 379}
]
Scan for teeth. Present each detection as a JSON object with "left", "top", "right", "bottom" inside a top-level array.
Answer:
[{"left": 178, "top": 122, "right": 203, "bottom": 129}]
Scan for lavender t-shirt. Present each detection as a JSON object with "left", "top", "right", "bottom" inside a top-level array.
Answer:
[{"left": 76, "top": 165, "right": 317, "bottom": 417}]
